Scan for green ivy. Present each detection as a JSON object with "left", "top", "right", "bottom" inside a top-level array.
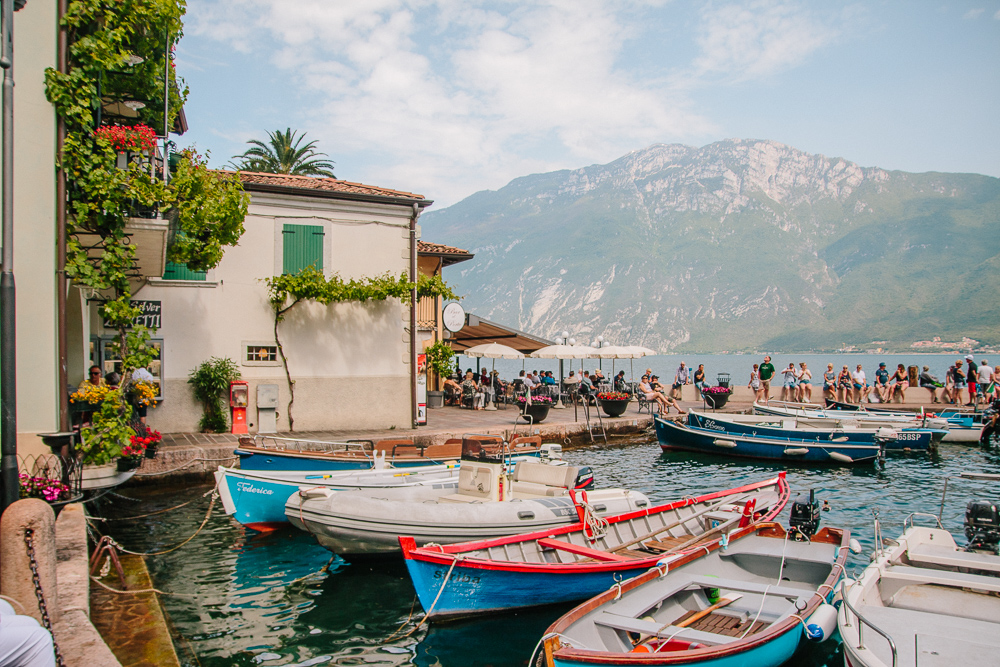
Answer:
[
  {"left": 264, "top": 267, "right": 461, "bottom": 430},
  {"left": 44, "top": 0, "right": 250, "bottom": 453},
  {"left": 424, "top": 341, "right": 455, "bottom": 388}
]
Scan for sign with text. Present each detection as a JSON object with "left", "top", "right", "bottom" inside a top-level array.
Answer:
[{"left": 128, "top": 301, "right": 161, "bottom": 329}]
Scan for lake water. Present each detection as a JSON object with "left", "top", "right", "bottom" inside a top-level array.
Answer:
[
  {"left": 457, "top": 352, "right": 985, "bottom": 386},
  {"left": 92, "top": 437, "right": 1000, "bottom": 667}
]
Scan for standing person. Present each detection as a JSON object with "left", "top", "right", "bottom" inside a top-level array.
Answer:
[
  {"left": 758, "top": 356, "right": 775, "bottom": 404},
  {"left": 951, "top": 359, "right": 966, "bottom": 405},
  {"left": 672, "top": 362, "right": 690, "bottom": 401},
  {"left": 919, "top": 366, "right": 943, "bottom": 403},
  {"left": 852, "top": 364, "right": 870, "bottom": 403},
  {"left": 836, "top": 365, "right": 852, "bottom": 403},
  {"left": 797, "top": 362, "right": 813, "bottom": 403},
  {"left": 978, "top": 360, "right": 995, "bottom": 403},
  {"left": 890, "top": 364, "right": 909, "bottom": 403},
  {"left": 873, "top": 363, "right": 891, "bottom": 403},
  {"left": 965, "top": 355, "right": 979, "bottom": 406},
  {"left": 780, "top": 363, "right": 798, "bottom": 402},
  {"left": 822, "top": 363, "right": 837, "bottom": 402},
  {"left": 693, "top": 364, "right": 706, "bottom": 396},
  {"left": 748, "top": 364, "right": 761, "bottom": 402}
]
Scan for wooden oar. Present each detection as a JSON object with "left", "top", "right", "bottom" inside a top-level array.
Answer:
[
  {"left": 609, "top": 494, "right": 752, "bottom": 554},
  {"left": 632, "top": 593, "right": 744, "bottom": 647}
]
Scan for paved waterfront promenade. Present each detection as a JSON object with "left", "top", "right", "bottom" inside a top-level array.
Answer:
[{"left": 139, "top": 385, "right": 953, "bottom": 483}]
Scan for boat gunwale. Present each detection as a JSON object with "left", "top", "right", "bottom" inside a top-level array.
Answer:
[
  {"left": 544, "top": 523, "right": 849, "bottom": 665},
  {"left": 400, "top": 475, "right": 789, "bottom": 574}
]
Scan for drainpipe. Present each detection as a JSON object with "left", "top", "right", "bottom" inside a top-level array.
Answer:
[
  {"left": 1, "top": 0, "right": 18, "bottom": 512},
  {"left": 56, "top": 0, "right": 68, "bottom": 431},
  {"left": 409, "top": 203, "right": 419, "bottom": 429}
]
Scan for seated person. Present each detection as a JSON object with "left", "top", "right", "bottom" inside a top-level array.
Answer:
[
  {"left": 78, "top": 365, "right": 104, "bottom": 391},
  {"left": 918, "top": 366, "right": 942, "bottom": 403},
  {"left": 0, "top": 598, "right": 55, "bottom": 667},
  {"left": 460, "top": 371, "right": 480, "bottom": 409},
  {"left": 591, "top": 369, "right": 606, "bottom": 388},
  {"left": 640, "top": 375, "right": 685, "bottom": 415},
  {"left": 542, "top": 371, "right": 556, "bottom": 386},
  {"left": 613, "top": 370, "right": 627, "bottom": 393},
  {"left": 890, "top": 364, "right": 909, "bottom": 402},
  {"left": 873, "top": 363, "right": 890, "bottom": 403},
  {"left": 442, "top": 377, "right": 462, "bottom": 404}
]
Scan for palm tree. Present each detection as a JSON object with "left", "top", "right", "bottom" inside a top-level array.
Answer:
[{"left": 230, "top": 128, "right": 336, "bottom": 177}]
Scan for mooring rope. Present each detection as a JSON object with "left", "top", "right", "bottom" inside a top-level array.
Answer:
[{"left": 133, "top": 454, "right": 238, "bottom": 477}]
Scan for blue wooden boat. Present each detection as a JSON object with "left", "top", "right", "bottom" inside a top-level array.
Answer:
[
  {"left": 215, "top": 462, "right": 461, "bottom": 531},
  {"left": 687, "top": 411, "right": 939, "bottom": 451},
  {"left": 540, "top": 523, "right": 849, "bottom": 667},
  {"left": 656, "top": 417, "right": 882, "bottom": 464},
  {"left": 235, "top": 434, "right": 543, "bottom": 472},
  {"left": 399, "top": 475, "right": 789, "bottom": 621}
]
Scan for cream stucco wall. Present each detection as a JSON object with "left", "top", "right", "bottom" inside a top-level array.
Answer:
[
  {"left": 7, "top": 3, "right": 59, "bottom": 457},
  {"left": 133, "top": 191, "right": 415, "bottom": 433}
]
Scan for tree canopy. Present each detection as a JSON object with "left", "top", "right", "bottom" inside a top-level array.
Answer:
[{"left": 230, "top": 128, "right": 336, "bottom": 177}]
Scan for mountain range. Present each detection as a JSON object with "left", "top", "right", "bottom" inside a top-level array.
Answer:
[{"left": 420, "top": 139, "right": 1000, "bottom": 353}]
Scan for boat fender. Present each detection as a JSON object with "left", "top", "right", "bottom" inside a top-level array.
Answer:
[
  {"left": 804, "top": 603, "right": 838, "bottom": 642},
  {"left": 828, "top": 452, "right": 853, "bottom": 463},
  {"left": 738, "top": 498, "right": 757, "bottom": 528}
]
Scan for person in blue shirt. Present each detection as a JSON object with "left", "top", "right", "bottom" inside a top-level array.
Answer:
[{"left": 874, "top": 362, "right": 891, "bottom": 403}]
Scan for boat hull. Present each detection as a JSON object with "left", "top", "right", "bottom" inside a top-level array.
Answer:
[
  {"left": 235, "top": 447, "right": 452, "bottom": 472},
  {"left": 687, "top": 411, "right": 936, "bottom": 451},
  {"left": 656, "top": 417, "right": 879, "bottom": 463}
]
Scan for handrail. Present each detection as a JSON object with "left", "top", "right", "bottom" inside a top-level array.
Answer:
[
  {"left": 903, "top": 512, "right": 943, "bottom": 531},
  {"left": 839, "top": 579, "right": 898, "bottom": 667}
]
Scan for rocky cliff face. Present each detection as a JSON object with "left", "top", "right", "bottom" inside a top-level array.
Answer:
[{"left": 421, "top": 139, "right": 1000, "bottom": 352}]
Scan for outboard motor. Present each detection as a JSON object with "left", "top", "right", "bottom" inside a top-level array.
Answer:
[
  {"left": 964, "top": 500, "right": 1000, "bottom": 554},
  {"left": 539, "top": 443, "right": 563, "bottom": 461},
  {"left": 789, "top": 490, "right": 821, "bottom": 539},
  {"left": 573, "top": 466, "right": 595, "bottom": 490}
]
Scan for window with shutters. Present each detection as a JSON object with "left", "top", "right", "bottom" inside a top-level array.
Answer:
[
  {"left": 162, "top": 261, "right": 207, "bottom": 281},
  {"left": 282, "top": 223, "right": 325, "bottom": 274}
]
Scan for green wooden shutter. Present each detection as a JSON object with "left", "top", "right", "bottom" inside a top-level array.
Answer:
[
  {"left": 282, "top": 224, "right": 324, "bottom": 274},
  {"left": 162, "top": 261, "right": 206, "bottom": 281}
]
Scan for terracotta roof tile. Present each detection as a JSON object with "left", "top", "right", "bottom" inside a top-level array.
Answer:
[
  {"left": 225, "top": 170, "right": 427, "bottom": 200},
  {"left": 417, "top": 241, "right": 472, "bottom": 256}
]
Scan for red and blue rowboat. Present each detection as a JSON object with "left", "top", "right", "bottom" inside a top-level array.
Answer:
[{"left": 399, "top": 474, "right": 789, "bottom": 621}]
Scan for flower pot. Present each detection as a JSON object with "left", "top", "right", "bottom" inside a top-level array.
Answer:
[
  {"left": 599, "top": 398, "right": 631, "bottom": 417},
  {"left": 144, "top": 444, "right": 159, "bottom": 459},
  {"left": 703, "top": 393, "right": 730, "bottom": 409},
  {"left": 427, "top": 391, "right": 445, "bottom": 409},
  {"left": 117, "top": 456, "right": 142, "bottom": 472},
  {"left": 81, "top": 462, "right": 137, "bottom": 490},
  {"left": 519, "top": 403, "right": 551, "bottom": 424}
]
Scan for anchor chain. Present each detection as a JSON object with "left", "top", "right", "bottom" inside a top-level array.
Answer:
[{"left": 24, "top": 528, "right": 65, "bottom": 667}]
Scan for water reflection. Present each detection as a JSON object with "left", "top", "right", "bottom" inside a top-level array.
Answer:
[{"left": 96, "top": 438, "right": 1000, "bottom": 666}]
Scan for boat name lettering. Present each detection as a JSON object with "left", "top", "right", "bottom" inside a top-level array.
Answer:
[
  {"left": 433, "top": 570, "right": 480, "bottom": 584},
  {"left": 235, "top": 481, "right": 274, "bottom": 496},
  {"left": 702, "top": 420, "right": 725, "bottom": 432},
  {"left": 896, "top": 433, "right": 919, "bottom": 441}
]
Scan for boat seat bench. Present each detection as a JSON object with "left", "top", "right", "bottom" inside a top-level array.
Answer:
[
  {"left": 536, "top": 538, "right": 630, "bottom": 562},
  {"left": 883, "top": 564, "right": 1000, "bottom": 593},
  {"left": 905, "top": 544, "right": 1000, "bottom": 574},
  {"left": 595, "top": 612, "right": 737, "bottom": 647}
]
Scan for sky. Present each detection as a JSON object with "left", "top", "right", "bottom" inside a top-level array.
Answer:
[{"left": 178, "top": 0, "right": 1000, "bottom": 207}]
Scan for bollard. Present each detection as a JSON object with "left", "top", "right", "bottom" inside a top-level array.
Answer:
[{"left": 1, "top": 498, "right": 61, "bottom": 625}]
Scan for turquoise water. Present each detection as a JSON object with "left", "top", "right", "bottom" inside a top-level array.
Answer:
[
  {"left": 93, "top": 438, "right": 1000, "bottom": 666},
  {"left": 460, "top": 352, "right": 985, "bottom": 387}
]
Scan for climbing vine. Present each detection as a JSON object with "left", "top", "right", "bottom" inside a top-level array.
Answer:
[
  {"left": 44, "top": 0, "right": 249, "bottom": 453},
  {"left": 265, "top": 268, "right": 461, "bottom": 430}
]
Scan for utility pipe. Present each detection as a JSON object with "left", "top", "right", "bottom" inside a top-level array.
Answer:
[
  {"left": 409, "top": 203, "right": 419, "bottom": 429},
  {"left": 56, "top": 0, "right": 68, "bottom": 431},
  {"left": 1, "top": 0, "right": 18, "bottom": 512}
]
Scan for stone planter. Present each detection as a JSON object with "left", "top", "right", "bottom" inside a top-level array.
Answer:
[
  {"left": 519, "top": 403, "right": 551, "bottom": 424},
  {"left": 81, "top": 463, "right": 136, "bottom": 490},
  {"left": 599, "top": 398, "right": 631, "bottom": 417},
  {"left": 703, "top": 392, "right": 731, "bottom": 409},
  {"left": 427, "top": 391, "right": 445, "bottom": 409}
]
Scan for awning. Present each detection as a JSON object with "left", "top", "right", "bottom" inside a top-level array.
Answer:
[{"left": 444, "top": 314, "right": 554, "bottom": 354}]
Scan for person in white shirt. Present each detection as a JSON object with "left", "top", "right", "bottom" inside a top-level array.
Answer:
[
  {"left": 0, "top": 599, "right": 55, "bottom": 666},
  {"left": 851, "top": 365, "right": 870, "bottom": 403},
  {"left": 978, "top": 360, "right": 995, "bottom": 402}
]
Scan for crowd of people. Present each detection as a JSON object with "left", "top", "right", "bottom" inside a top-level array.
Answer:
[{"left": 747, "top": 354, "right": 997, "bottom": 407}]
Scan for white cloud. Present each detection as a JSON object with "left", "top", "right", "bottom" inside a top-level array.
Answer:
[
  {"left": 187, "top": 0, "right": 843, "bottom": 204},
  {"left": 963, "top": 8, "right": 985, "bottom": 19},
  {"left": 693, "top": 0, "right": 837, "bottom": 81},
  {"left": 994, "top": 9, "right": 1000, "bottom": 20}
]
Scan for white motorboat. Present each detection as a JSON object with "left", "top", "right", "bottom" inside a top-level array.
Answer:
[
  {"left": 753, "top": 401, "right": 951, "bottom": 431},
  {"left": 286, "top": 436, "right": 647, "bottom": 555},
  {"left": 838, "top": 506, "right": 1000, "bottom": 666}
]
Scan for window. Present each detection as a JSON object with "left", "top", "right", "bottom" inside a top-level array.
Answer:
[
  {"left": 243, "top": 342, "right": 281, "bottom": 367},
  {"left": 162, "top": 261, "right": 207, "bottom": 281},
  {"left": 282, "top": 223, "right": 324, "bottom": 274},
  {"left": 99, "top": 337, "right": 163, "bottom": 398}
]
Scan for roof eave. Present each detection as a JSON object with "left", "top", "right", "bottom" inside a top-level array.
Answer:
[{"left": 242, "top": 181, "right": 434, "bottom": 208}]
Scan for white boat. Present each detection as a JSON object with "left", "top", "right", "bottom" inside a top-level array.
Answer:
[
  {"left": 838, "top": 512, "right": 1000, "bottom": 666},
  {"left": 753, "top": 401, "right": 951, "bottom": 431},
  {"left": 285, "top": 436, "right": 647, "bottom": 555}
]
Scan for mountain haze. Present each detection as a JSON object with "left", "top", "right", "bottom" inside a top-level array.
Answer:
[{"left": 421, "top": 140, "right": 1000, "bottom": 352}]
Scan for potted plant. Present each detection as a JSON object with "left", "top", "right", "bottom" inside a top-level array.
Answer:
[
  {"left": 425, "top": 342, "right": 455, "bottom": 408},
  {"left": 19, "top": 473, "right": 77, "bottom": 516},
  {"left": 702, "top": 385, "right": 733, "bottom": 409},
  {"left": 94, "top": 123, "right": 158, "bottom": 169},
  {"left": 118, "top": 439, "right": 146, "bottom": 472},
  {"left": 596, "top": 391, "right": 631, "bottom": 417},
  {"left": 138, "top": 429, "right": 163, "bottom": 459},
  {"left": 76, "top": 387, "right": 139, "bottom": 489},
  {"left": 517, "top": 395, "right": 552, "bottom": 423}
]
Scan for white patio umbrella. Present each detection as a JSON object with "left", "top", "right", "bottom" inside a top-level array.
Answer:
[
  {"left": 529, "top": 344, "right": 593, "bottom": 408},
  {"left": 463, "top": 343, "right": 524, "bottom": 411},
  {"left": 590, "top": 344, "right": 645, "bottom": 382},
  {"left": 620, "top": 345, "right": 657, "bottom": 382}
]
